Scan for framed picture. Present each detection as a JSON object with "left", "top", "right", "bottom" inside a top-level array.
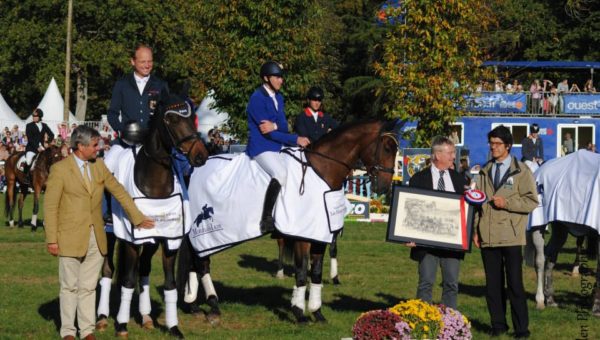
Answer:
[{"left": 386, "top": 185, "right": 474, "bottom": 252}]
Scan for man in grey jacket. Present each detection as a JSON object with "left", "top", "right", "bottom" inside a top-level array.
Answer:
[{"left": 474, "top": 125, "right": 538, "bottom": 339}]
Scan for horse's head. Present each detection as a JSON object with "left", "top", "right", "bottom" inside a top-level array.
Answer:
[
  {"left": 358, "top": 121, "right": 399, "bottom": 194},
  {"left": 153, "top": 94, "right": 209, "bottom": 166},
  {"left": 42, "top": 145, "right": 65, "bottom": 168}
]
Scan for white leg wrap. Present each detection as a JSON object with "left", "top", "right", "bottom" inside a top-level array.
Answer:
[
  {"left": 330, "top": 258, "right": 338, "bottom": 279},
  {"left": 97, "top": 277, "right": 112, "bottom": 317},
  {"left": 164, "top": 289, "right": 178, "bottom": 328},
  {"left": 201, "top": 273, "right": 217, "bottom": 299},
  {"left": 308, "top": 283, "right": 323, "bottom": 312},
  {"left": 31, "top": 214, "right": 37, "bottom": 226},
  {"left": 9, "top": 220, "right": 14, "bottom": 228},
  {"left": 116, "top": 287, "right": 134, "bottom": 324},
  {"left": 291, "top": 285, "right": 306, "bottom": 311},
  {"left": 138, "top": 276, "right": 151, "bottom": 316},
  {"left": 184, "top": 272, "right": 198, "bottom": 303},
  {"left": 276, "top": 268, "right": 285, "bottom": 279}
]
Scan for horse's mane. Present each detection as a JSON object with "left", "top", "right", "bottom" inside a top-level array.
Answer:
[{"left": 312, "top": 119, "right": 397, "bottom": 147}]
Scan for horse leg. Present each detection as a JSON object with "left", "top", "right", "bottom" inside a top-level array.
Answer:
[
  {"left": 5, "top": 181, "right": 15, "bottom": 227},
  {"left": 197, "top": 256, "right": 221, "bottom": 325},
  {"left": 17, "top": 189, "right": 26, "bottom": 228},
  {"left": 276, "top": 238, "right": 285, "bottom": 279},
  {"left": 138, "top": 243, "right": 159, "bottom": 329},
  {"left": 161, "top": 240, "right": 184, "bottom": 338},
  {"left": 532, "top": 229, "right": 546, "bottom": 309},
  {"left": 30, "top": 188, "right": 40, "bottom": 231},
  {"left": 291, "top": 240, "right": 310, "bottom": 323},
  {"left": 116, "top": 242, "right": 141, "bottom": 337},
  {"left": 96, "top": 232, "right": 116, "bottom": 331},
  {"left": 309, "top": 242, "right": 327, "bottom": 322},
  {"left": 544, "top": 223, "right": 569, "bottom": 307},
  {"left": 329, "top": 231, "right": 340, "bottom": 285},
  {"left": 573, "top": 236, "right": 585, "bottom": 277}
]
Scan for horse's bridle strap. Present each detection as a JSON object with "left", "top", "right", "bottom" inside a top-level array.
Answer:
[{"left": 303, "top": 148, "right": 352, "bottom": 172}]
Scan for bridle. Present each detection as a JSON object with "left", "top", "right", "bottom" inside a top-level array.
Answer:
[{"left": 162, "top": 102, "right": 201, "bottom": 157}]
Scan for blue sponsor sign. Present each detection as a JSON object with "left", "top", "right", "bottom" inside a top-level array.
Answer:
[
  {"left": 466, "top": 93, "right": 527, "bottom": 113},
  {"left": 563, "top": 94, "right": 600, "bottom": 114}
]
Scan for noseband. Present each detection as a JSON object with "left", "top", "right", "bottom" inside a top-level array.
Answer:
[{"left": 162, "top": 104, "right": 200, "bottom": 156}]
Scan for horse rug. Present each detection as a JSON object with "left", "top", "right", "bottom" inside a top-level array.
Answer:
[
  {"left": 109, "top": 145, "right": 191, "bottom": 250},
  {"left": 528, "top": 150, "right": 600, "bottom": 232},
  {"left": 188, "top": 148, "right": 350, "bottom": 257}
]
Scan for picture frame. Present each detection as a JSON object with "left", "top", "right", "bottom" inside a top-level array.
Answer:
[{"left": 386, "top": 185, "right": 474, "bottom": 252}]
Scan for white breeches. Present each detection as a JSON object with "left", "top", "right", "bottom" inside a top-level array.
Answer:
[
  {"left": 254, "top": 151, "right": 287, "bottom": 186},
  {"left": 25, "top": 151, "right": 36, "bottom": 165}
]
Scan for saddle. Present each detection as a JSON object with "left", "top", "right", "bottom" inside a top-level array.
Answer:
[{"left": 15, "top": 153, "right": 39, "bottom": 184}]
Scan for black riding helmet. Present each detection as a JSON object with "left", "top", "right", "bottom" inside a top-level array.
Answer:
[
  {"left": 306, "top": 87, "right": 324, "bottom": 101},
  {"left": 120, "top": 121, "right": 149, "bottom": 144},
  {"left": 260, "top": 61, "right": 284, "bottom": 79}
]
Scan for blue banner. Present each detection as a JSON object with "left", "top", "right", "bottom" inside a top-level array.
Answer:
[
  {"left": 563, "top": 94, "right": 600, "bottom": 114},
  {"left": 466, "top": 93, "right": 527, "bottom": 113}
]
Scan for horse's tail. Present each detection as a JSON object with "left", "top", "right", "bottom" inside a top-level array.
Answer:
[
  {"left": 282, "top": 237, "right": 294, "bottom": 265},
  {"left": 176, "top": 235, "right": 194, "bottom": 299},
  {"left": 586, "top": 232, "right": 598, "bottom": 260}
]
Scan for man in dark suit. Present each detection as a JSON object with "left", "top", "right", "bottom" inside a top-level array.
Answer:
[
  {"left": 107, "top": 44, "right": 169, "bottom": 135},
  {"left": 521, "top": 123, "right": 543, "bottom": 164},
  {"left": 294, "top": 87, "right": 338, "bottom": 143},
  {"left": 24, "top": 108, "right": 54, "bottom": 174},
  {"left": 407, "top": 136, "right": 467, "bottom": 309}
]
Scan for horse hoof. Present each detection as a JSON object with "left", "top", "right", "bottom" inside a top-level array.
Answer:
[
  {"left": 332, "top": 276, "right": 341, "bottom": 285},
  {"left": 115, "top": 323, "right": 128, "bottom": 338},
  {"left": 536, "top": 303, "right": 545, "bottom": 310},
  {"left": 291, "top": 306, "right": 309, "bottom": 324},
  {"left": 169, "top": 326, "right": 185, "bottom": 339},
  {"left": 142, "top": 314, "right": 154, "bottom": 329},
  {"left": 95, "top": 315, "right": 108, "bottom": 331},
  {"left": 312, "top": 309, "right": 327, "bottom": 323},
  {"left": 188, "top": 303, "right": 203, "bottom": 315}
]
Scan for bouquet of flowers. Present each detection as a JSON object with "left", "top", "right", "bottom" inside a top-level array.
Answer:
[
  {"left": 352, "top": 299, "right": 472, "bottom": 340},
  {"left": 389, "top": 299, "right": 442, "bottom": 339},
  {"left": 352, "top": 309, "right": 403, "bottom": 339}
]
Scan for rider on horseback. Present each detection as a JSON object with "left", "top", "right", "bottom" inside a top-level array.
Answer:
[
  {"left": 24, "top": 108, "right": 54, "bottom": 176},
  {"left": 246, "top": 61, "right": 310, "bottom": 233}
]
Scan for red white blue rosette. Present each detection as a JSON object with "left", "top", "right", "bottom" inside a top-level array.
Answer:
[{"left": 464, "top": 189, "right": 486, "bottom": 205}]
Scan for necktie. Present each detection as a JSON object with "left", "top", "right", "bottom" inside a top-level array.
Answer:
[
  {"left": 82, "top": 162, "right": 92, "bottom": 192},
  {"left": 437, "top": 170, "right": 446, "bottom": 191},
  {"left": 493, "top": 162, "right": 502, "bottom": 189}
]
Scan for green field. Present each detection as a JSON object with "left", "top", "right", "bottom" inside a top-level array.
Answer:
[{"left": 0, "top": 195, "right": 598, "bottom": 339}]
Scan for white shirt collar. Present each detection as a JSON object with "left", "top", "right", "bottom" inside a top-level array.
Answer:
[{"left": 134, "top": 73, "right": 150, "bottom": 83}]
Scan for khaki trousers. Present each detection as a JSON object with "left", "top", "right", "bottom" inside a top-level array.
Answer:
[{"left": 59, "top": 228, "right": 103, "bottom": 338}]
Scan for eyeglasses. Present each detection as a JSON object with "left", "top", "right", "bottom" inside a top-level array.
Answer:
[{"left": 488, "top": 142, "right": 505, "bottom": 147}]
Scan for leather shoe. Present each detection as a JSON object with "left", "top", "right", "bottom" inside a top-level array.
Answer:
[
  {"left": 62, "top": 336, "right": 75, "bottom": 340},
  {"left": 83, "top": 334, "right": 96, "bottom": 340}
]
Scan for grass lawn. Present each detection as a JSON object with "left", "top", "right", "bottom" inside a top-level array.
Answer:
[{"left": 0, "top": 194, "right": 598, "bottom": 339}]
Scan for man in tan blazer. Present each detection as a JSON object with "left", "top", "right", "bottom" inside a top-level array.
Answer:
[{"left": 44, "top": 125, "right": 154, "bottom": 340}]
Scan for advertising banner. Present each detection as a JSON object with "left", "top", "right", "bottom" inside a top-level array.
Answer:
[
  {"left": 563, "top": 94, "right": 600, "bottom": 114},
  {"left": 466, "top": 93, "right": 527, "bottom": 113}
]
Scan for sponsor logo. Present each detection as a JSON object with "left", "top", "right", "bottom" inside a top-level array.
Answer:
[{"left": 191, "top": 204, "right": 223, "bottom": 237}]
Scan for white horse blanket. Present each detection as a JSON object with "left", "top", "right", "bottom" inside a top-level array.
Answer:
[
  {"left": 528, "top": 150, "right": 600, "bottom": 233},
  {"left": 108, "top": 145, "right": 191, "bottom": 250},
  {"left": 188, "top": 148, "right": 350, "bottom": 257}
]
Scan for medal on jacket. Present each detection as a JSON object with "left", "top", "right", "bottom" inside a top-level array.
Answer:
[{"left": 465, "top": 189, "right": 486, "bottom": 205}]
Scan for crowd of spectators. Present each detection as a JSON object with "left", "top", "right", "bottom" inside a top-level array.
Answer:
[{"left": 477, "top": 78, "right": 597, "bottom": 115}]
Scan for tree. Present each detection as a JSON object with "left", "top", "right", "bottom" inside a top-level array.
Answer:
[
  {"left": 184, "top": 1, "right": 343, "bottom": 141},
  {"left": 375, "top": 0, "right": 494, "bottom": 146}
]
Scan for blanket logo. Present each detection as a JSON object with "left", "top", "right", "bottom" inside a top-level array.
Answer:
[{"left": 191, "top": 204, "right": 223, "bottom": 237}]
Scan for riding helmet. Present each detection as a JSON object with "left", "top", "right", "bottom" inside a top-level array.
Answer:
[
  {"left": 33, "top": 108, "right": 44, "bottom": 118},
  {"left": 306, "top": 87, "right": 324, "bottom": 101},
  {"left": 531, "top": 123, "right": 540, "bottom": 133},
  {"left": 260, "top": 61, "right": 284, "bottom": 79},
  {"left": 120, "top": 121, "right": 149, "bottom": 144}
]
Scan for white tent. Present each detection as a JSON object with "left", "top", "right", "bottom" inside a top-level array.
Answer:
[
  {"left": 196, "top": 90, "right": 230, "bottom": 141},
  {"left": 28, "top": 78, "right": 76, "bottom": 133},
  {"left": 0, "top": 92, "right": 24, "bottom": 126}
]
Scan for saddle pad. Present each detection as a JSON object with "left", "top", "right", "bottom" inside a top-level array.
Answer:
[
  {"left": 188, "top": 149, "right": 350, "bottom": 257},
  {"left": 111, "top": 145, "right": 190, "bottom": 249}
]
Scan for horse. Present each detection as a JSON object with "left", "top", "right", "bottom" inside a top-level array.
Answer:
[
  {"left": 179, "top": 119, "right": 399, "bottom": 323},
  {"left": 107, "top": 94, "right": 208, "bottom": 339},
  {"left": 4, "top": 145, "right": 64, "bottom": 230}
]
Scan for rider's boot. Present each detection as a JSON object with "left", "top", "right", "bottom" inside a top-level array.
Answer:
[{"left": 260, "top": 179, "right": 281, "bottom": 233}]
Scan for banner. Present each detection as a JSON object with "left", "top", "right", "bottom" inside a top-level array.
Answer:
[
  {"left": 563, "top": 94, "right": 600, "bottom": 114},
  {"left": 466, "top": 93, "right": 527, "bottom": 113}
]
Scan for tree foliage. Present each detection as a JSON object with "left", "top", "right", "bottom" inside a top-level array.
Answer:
[{"left": 375, "top": 0, "right": 493, "bottom": 146}]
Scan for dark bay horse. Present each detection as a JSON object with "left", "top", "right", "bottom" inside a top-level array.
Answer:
[
  {"left": 110, "top": 95, "right": 208, "bottom": 339},
  {"left": 4, "top": 146, "right": 63, "bottom": 230},
  {"left": 179, "top": 119, "right": 399, "bottom": 323}
]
